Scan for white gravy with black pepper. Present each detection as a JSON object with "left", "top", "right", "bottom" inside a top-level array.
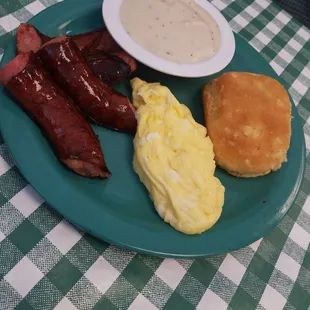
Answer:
[{"left": 120, "top": 0, "right": 221, "bottom": 64}]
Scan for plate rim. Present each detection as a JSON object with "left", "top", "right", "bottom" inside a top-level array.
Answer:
[{"left": 0, "top": 0, "right": 306, "bottom": 258}]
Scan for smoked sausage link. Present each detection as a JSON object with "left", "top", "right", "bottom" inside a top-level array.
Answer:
[
  {"left": 0, "top": 52, "right": 111, "bottom": 178},
  {"left": 16, "top": 24, "right": 136, "bottom": 80},
  {"left": 17, "top": 24, "right": 49, "bottom": 54},
  {"left": 38, "top": 36, "right": 137, "bottom": 135}
]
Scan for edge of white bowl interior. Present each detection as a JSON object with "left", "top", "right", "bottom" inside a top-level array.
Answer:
[{"left": 102, "top": 0, "right": 235, "bottom": 78}]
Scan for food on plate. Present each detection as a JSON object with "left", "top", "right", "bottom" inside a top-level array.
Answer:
[
  {"left": 84, "top": 50, "right": 131, "bottom": 85},
  {"left": 16, "top": 24, "right": 136, "bottom": 84},
  {"left": 70, "top": 29, "right": 103, "bottom": 52},
  {"left": 17, "top": 23, "right": 99, "bottom": 54},
  {"left": 74, "top": 27, "right": 138, "bottom": 74},
  {"left": 83, "top": 30, "right": 137, "bottom": 72},
  {"left": 120, "top": 0, "right": 220, "bottom": 64},
  {"left": 16, "top": 23, "right": 50, "bottom": 54},
  {"left": 0, "top": 52, "right": 111, "bottom": 178},
  {"left": 109, "top": 51, "right": 137, "bottom": 73},
  {"left": 16, "top": 24, "right": 137, "bottom": 71},
  {"left": 202, "top": 72, "right": 292, "bottom": 177},
  {"left": 86, "top": 28, "right": 119, "bottom": 53},
  {"left": 131, "top": 78, "right": 225, "bottom": 234},
  {"left": 38, "top": 36, "right": 137, "bottom": 134}
]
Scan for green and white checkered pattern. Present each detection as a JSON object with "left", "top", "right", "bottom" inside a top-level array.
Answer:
[{"left": 0, "top": 0, "right": 310, "bottom": 309}]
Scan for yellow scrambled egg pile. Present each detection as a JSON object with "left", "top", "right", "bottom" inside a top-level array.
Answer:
[{"left": 131, "top": 78, "right": 225, "bottom": 234}]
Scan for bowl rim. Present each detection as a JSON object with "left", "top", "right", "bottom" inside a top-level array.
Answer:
[{"left": 102, "top": 0, "right": 236, "bottom": 77}]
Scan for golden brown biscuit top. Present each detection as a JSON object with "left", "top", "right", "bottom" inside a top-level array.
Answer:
[{"left": 203, "top": 72, "right": 292, "bottom": 177}]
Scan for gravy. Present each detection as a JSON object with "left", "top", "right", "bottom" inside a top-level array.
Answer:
[{"left": 120, "top": 0, "right": 221, "bottom": 64}]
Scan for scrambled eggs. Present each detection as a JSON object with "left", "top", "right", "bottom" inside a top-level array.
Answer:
[{"left": 131, "top": 78, "right": 225, "bottom": 234}]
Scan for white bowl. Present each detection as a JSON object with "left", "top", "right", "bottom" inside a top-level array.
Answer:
[{"left": 102, "top": 0, "right": 235, "bottom": 78}]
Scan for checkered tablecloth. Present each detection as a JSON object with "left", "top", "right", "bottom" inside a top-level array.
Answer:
[{"left": 0, "top": 0, "right": 309, "bottom": 309}]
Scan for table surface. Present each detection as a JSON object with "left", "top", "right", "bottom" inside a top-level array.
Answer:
[
  {"left": 0, "top": 0, "right": 310, "bottom": 309},
  {"left": 273, "top": 0, "right": 310, "bottom": 29}
]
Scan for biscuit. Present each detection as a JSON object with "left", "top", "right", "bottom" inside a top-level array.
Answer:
[{"left": 202, "top": 72, "right": 291, "bottom": 178}]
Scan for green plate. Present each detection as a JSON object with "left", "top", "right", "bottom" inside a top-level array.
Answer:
[{"left": 0, "top": 0, "right": 306, "bottom": 258}]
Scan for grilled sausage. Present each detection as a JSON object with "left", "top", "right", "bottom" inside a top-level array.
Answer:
[
  {"left": 72, "top": 29, "right": 102, "bottom": 52},
  {"left": 38, "top": 36, "right": 137, "bottom": 135},
  {"left": 112, "top": 51, "right": 137, "bottom": 73},
  {"left": 82, "top": 29, "right": 137, "bottom": 72},
  {"left": 17, "top": 24, "right": 49, "bottom": 54},
  {"left": 0, "top": 52, "right": 111, "bottom": 178},
  {"left": 16, "top": 24, "right": 137, "bottom": 76},
  {"left": 17, "top": 24, "right": 101, "bottom": 54},
  {"left": 85, "top": 50, "right": 131, "bottom": 85}
]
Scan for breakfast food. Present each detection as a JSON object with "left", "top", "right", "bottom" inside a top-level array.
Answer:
[
  {"left": 16, "top": 23, "right": 49, "bottom": 54},
  {"left": 131, "top": 78, "right": 225, "bottom": 235},
  {"left": 17, "top": 23, "right": 99, "bottom": 54},
  {"left": 0, "top": 52, "right": 110, "bottom": 178},
  {"left": 84, "top": 51, "right": 131, "bottom": 85},
  {"left": 70, "top": 29, "right": 103, "bottom": 52},
  {"left": 83, "top": 27, "right": 137, "bottom": 71},
  {"left": 202, "top": 72, "right": 291, "bottom": 177},
  {"left": 16, "top": 24, "right": 136, "bottom": 84},
  {"left": 86, "top": 28, "right": 119, "bottom": 53},
  {"left": 120, "top": 0, "right": 220, "bottom": 64},
  {"left": 38, "top": 36, "right": 137, "bottom": 134}
]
